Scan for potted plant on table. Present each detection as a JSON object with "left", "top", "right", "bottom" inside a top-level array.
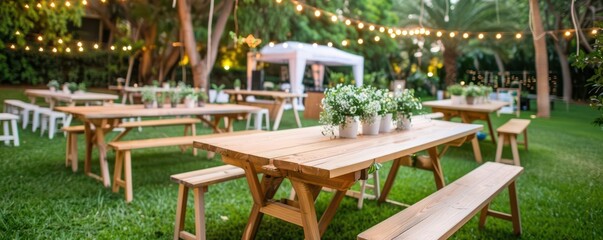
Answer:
[
  {"left": 67, "top": 82, "right": 78, "bottom": 94},
  {"left": 47, "top": 80, "right": 60, "bottom": 92},
  {"left": 168, "top": 91, "right": 182, "bottom": 108},
  {"left": 319, "top": 84, "right": 363, "bottom": 138},
  {"left": 156, "top": 92, "right": 165, "bottom": 108},
  {"left": 395, "top": 89, "right": 422, "bottom": 130},
  {"left": 378, "top": 91, "right": 397, "bottom": 133},
  {"left": 359, "top": 86, "right": 382, "bottom": 135},
  {"left": 76, "top": 82, "right": 86, "bottom": 93},
  {"left": 141, "top": 87, "right": 156, "bottom": 108},
  {"left": 233, "top": 79, "right": 242, "bottom": 91},
  {"left": 447, "top": 84, "right": 464, "bottom": 105},
  {"left": 463, "top": 84, "right": 482, "bottom": 105},
  {"left": 196, "top": 90, "right": 208, "bottom": 107}
]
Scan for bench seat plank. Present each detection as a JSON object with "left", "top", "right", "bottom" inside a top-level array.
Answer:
[
  {"left": 358, "top": 162, "right": 523, "bottom": 240},
  {"left": 171, "top": 165, "right": 245, "bottom": 187},
  {"left": 109, "top": 130, "right": 263, "bottom": 150},
  {"left": 497, "top": 119, "right": 530, "bottom": 134}
]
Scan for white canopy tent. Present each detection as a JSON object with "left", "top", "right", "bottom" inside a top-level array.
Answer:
[{"left": 246, "top": 41, "right": 364, "bottom": 108}]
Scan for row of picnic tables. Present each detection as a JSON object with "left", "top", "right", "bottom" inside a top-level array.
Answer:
[{"left": 30, "top": 87, "right": 512, "bottom": 238}]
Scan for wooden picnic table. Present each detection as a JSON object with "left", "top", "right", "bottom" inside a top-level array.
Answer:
[
  {"left": 55, "top": 104, "right": 263, "bottom": 187},
  {"left": 25, "top": 89, "right": 118, "bottom": 108},
  {"left": 108, "top": 86, "right": 179, "bottom": 104},
  {"left": 193, "top": 120, "right": 482, "bottom": 239},
  {"left": 223, "top": 89, "right": 307, "bottom": 130}
]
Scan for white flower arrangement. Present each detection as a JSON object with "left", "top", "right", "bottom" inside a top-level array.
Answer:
[
  {"left": 395, "top": 89, "right": 422, "bottom": 120},
  {"left": 319, "top": 84, "right": 365, "bottom": 136},
  {"left": 359, "top": 86, "right": 382, "bottom": 123},
  {"left": 378, "top": 90, "right": 397, "bottom": 116}
]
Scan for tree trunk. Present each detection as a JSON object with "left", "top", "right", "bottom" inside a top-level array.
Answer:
[
  {"left": 552, "top": 40, "right": 572, "bottom": 102},
  {"left": 530, "top": 0, "right": 550, "bottom": 117},
  {"left": 442, "top": 44, "right": 459, "bottom": 86},
  {"left": 177, "top": 0, "right": 204, "bottom": 88},
  {"left": 178, "top": 0, "right": 234, "bottom": 89},
  {"left": 140, "top": 24, "right": 157, "bottom": 84}
]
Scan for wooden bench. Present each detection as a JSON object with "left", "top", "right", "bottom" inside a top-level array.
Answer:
[
  {"left": 62, "top": 118, "right": 200, "bottom": 172},
  {"left": 358, "top": 162, "right": 523, "bottom": 240},
  {"left": 171, "top": 164, "right": 246, "bottom": 240},
  {"left": 109, "top": 130, "right": 262, "bottom": 202},
  {"left": 495, "top": 119, "right": 531, "bottom": 166}
]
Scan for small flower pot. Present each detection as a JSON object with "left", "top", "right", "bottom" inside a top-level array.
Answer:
[
  {"left": 144, "top": 101, "right": 154, "bottom": 109},
  {"left": 197, "top": 100, "right": 205, "bottom": 107},
  {"left": 170, "top": 102, "right": 178, "bottom": 108},
  {"left": 362, "top": 115, "right": 381, "bottom": 135},
  {"left": 396, "top": 114, "right": 412, "bottom": 130},
  {"left": 451, "top": 95, "right": 465, "bottom": 105},
  {"left": 466, "top": 96, "right": 475, "bottom": 105},
  {"left": 184, "top": 98, "right": 196, "bottom": 108},
  {"left": 379, "top": 113, "right": 393, "bottom": 133},
  {"left": 49, "top": 87, "right": 56, "bottom": 92},
  {"left": 157, "top": 102, "right": 164, "bottom": 108},
  {"left": 338, "top": 116, "right": 359, "bottom": 139}
]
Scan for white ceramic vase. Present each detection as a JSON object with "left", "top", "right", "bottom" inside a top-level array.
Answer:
[
  {"left": 396, "top": 114, "right": 412, "bottom": 130},
  {"left": 184, "top": 98, "right": 196, "bottom": 108},
  {"left": 339, "top": 116, "right": 359, "bottom": 139},
  {"left": 451, "top": 95, "right": 464, "bottom": 105},
  {"left": 362, "top": 115, "right": 381, "bottom": 135},
  {"left": 379, "top": 113, "right": 393, "bottom": 133}
]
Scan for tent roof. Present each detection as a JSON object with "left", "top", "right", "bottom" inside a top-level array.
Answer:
[{"left": 258, "top": 41, "right": 364, "bottom": 66}]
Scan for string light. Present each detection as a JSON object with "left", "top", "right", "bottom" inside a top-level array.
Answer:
[
  {"left": 564, "top": 31, "right": 571, "bottom": 36},
  {"left": 462, "top": 33, "right": 469, "bottom": 38},
  {"left": 496, "top": 33, "right": 502, "bottom": 39},
  {"left": 312, "top": 43, "right": 318, "bottom": 47},
  {"left": 37, "top": 3, "right": 42, "bottom": 8},
  {"left": 276, "top": 0, "right": 282, "bottom": 3},
  {"left": 39, "top": 47, "right": 44, "bottom": 52},
  {"left": 314, "top": 10, "right": 320, "bottom": 17},
  {"left": 296, "top": 4, "right": 302, "bottom": 11},
  {"left": 25, "top": 46, "right": 30, "bottom": 51},
  {"left": 93, "top": 44, "right": 99, "bottom": 49},
  {"left": 79, "top": 47, "right": 84, "bottom": 52},
  {"left": 58, "top": 39, "right": 63, "bottom": 44},
  {"left": 10, "top": 45, "right": 16, "bottom": 49},
  {"left": 341, "top": 40, "right": 348, "bottom": 46},
  {"left": 358, "top": 23, "right": 364, "bottom": 29},
  {"left": 449, "top": 32, "right": 456, "bottom": 38},
  {"left": 330, "top": 15, "right": 337, "bottom": 22},
  {"left": 379, "top": 27, "right": 385, "bottom": 32},
  {"left": 327, "top": 42, "right": 333, "bottom": 47},
  {"left": 77, "top": 42, "right": 82, "bottom": 47},
  {"left": 82, "top": 0, "right": 87, "bottom": 5},
  {"left": 24, "top": 4, "right": 29, "bottom": 8},
  {"left": 65, "top": 1, "right": 71, "bottom": 7},
  {"left": 369, "top": 25, "right": 375, "bottom": 31},
  {"left": 50, "top": 2, "right": 56, "bottom": 8},
  {"left": 15, "top": 31, "right": 21, "bottom": 36},
  {"left": 52, "top": 48, "right": 57, "bottom": 53},
  {"left": 515, "top": 33, "right": 522, "bottom": 39},
  {"left": 37, "top": 36, "right": 43, "bottom": 41},
  {"left": 425, "top": 30, "right": 430, "bottom": 35},
  {"left": 593, "top": 29, "right": 598, "bottom": 34},
  {"left": 127, "top": 45, "right": 132, "bottom": 50},
  {"left": 388, "top": 28, "right": 394, "bottom": 34},
  {"left": 269, "top": 42, "right": 275, "bottom": 47},
  {"left": 436, "top": 31, "right": 442, "bottom": 37},
  {"left": 395, "top": 29, "right": 402, "bottom": 35},
  {"left": 402, "top": 30, "right": 408, "bottom": 36},
  {"left": 358, "top": 39, "right": 364, "bottom": 44},
  {"left": 420, "top": 28, "right": 426, "bottom": 34},
  {"left": 110, "top": 46, "right": 115, "bottom": 51},
  {"left": 345, "top": 19, "right": 351, "bottom": 25},
  {"left": 374, "top": 36, "right": 380, "bottom": 42},
  {"left": 66, "top": 47, "right": 71, "bottom": 53},
  {"left": 478, "top": 33, "right": 484, "bottom": 39},
  {"left": 390, "top": 33, "right": 396, "bottom": 38}
]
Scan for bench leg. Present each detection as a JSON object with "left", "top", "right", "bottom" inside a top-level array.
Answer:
[
  {"left": 70, "top": 133, "right": 78, "bottom": 172},
  {"left": 191, "top": 123, "right": 197, "bottom": 156},
  {"left": 523, "top": 129, "right": 528, "bottom": 151},
  {"left": 509, "top": 181, "right": 522, "bottom": 235},
  {"left": 478, "top": 203, "right": 490, "bottom": 228},
  {"left": 3, "top": 121, "right": 9, "bottom": 145},
  {"left": 193, "top": 187, "right": 207, "bottom": 240},
  {"left": 124, "top": 151, "right": 133, "bottom": 202},
  {"left": 174, "top": 184, "right": 189, "bottom": 240},
  {"left": 495, "top": 134, "right": 506, "bottom": 163},
  {"left": 112, "top": 150, "right": 124, "bottom": 193},
  {"left": 510, "top": 135, "right": 521, "bottom": 166}
]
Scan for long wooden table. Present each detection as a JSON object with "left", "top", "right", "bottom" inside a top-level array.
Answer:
[
  {"left": 193, "top": 120, "right": 482, "bottom": 239},
  {"left": 56, "top": 104, "right": 263, "bottom": 187},
  {"left": 223, "top": 89, "right": 307, "bottom": 130},
  {"left": 25, "top": 89, "right": 118, "bottom": 108},
  {"left": 108, "top": 86, "right": 179, "bottom": 104}
]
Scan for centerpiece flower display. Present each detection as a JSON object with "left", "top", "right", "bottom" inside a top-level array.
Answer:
[
  {"left": 378, "top": 91, "right": 397, "bottom": 133},
  {"left": 463, "top": 84, "right": 482, "bottom": 105},
  {"left": 395, "top": 89, "right": 422, "bottom": 130},
  {"left": 319, "top": 84, "right": 364, "bottom": 138},
  {"left": 359, "top": 86, "right": 382, "bottom": 135}
]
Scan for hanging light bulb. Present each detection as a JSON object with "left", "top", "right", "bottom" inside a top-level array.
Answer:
[
  {"left": 345, "top": 19, "right": 351, "bottom": 25},
  {"left": 330, "top": 15, "right": 337, "bottom": 22},
  {"left": 82, "top": 0, "right": 87, "bottom": 5},
  {"left": 564, "top": 31, "right": 571, "bottom": 37},
  {"left": 110, "top": 46, "right": 115, "bottom": 50},
  {"left": 449, "top": 32, "right": 456, "bottom": 38},
  {"left": 79, "top": 47, "right": 84, "bottom": 52},
  {"left": 425, "top": 30, "right": 431, "bottom": 35},
  {"left": 37, "top": 3, "right": 42, "bottom": 8},
  {"left": 358, "top": 23, "right": 364, "bottom": 29},
  {"left": 402, "top": 30, "right": 408, "bottom": 36},
  {"left": 25, "top": 46, "right": 31, "bottom": 51},
  {"left": 420, "top": 28, "right": 426, "bottom": 34},
  {"left": 341, "top": 40, "right": 348, "bottom": 46},
  {"left": 24, "top": 4, "right": 30, "bottom": 8},
  {"left": 395, "top": 29, "right": 402, "bottom": 35},
  {"left": 296, "top": 4, "right": 302, "bottom": 12},
  {"left": 276, "top": 0, "right": 282, "bottom": 3},
  {"left": 327, "top": 42, "right": 333, "bottom": 47},
  {"left": 374, "top": 36, "right": 380, "bottom": 42},
  {"left": 52, "top": 48, "right": 57, "bottom": 53},
  {"left": 58, "top": 39, "right": 63, "bottom": 44},
  {"left": 592, "top": 29, "right": 598, "bottom": 34},
  {"left": 379, "top": 27, "right": 385, "bottom": 32},
  {"left": 515, "top": 33, "right": 522, "bottom": 39},
  {"left": 496, "top": 33, "right": 502, "bottom": 39},
  {"left": 39, "top": 47, "right": 44, "bottom": 52},
  {"left": 66, "top": 47, "right": 71, "bottom": 53},
  {"left": 50, "top": 2, "right": 56, "bottom": 8},
  {"left": 93, "top": 44, "right": 99, "bottom": 49},
  {"left": 358, "top": 39, "right": 364, "bottom": 44},
  {"left": 478, "top": 33, "right": 484, "bottom": 39},
  {"left": 15, "top": 31, "right": 20, "bottom": 36},
  {"left": 462, "top": 33, "right": 469, "bottom": 38},
  {"left": 312, "top": 43, "right": 318, "bottom": 47},
  {"left": 436, "top": 31, "right": 443, "bottom": 37},
  {"left": 369, "top": 25, "right": 375, "bottom": 31},
  {"left": 38, "top": 36, "right": 43, "bottom": 41},
  {"left": 77, "top": 42, "right": 82, "bottom": 47},
  {"left": 314, "top": 10, "right": 321, "bottom": 17},
  {"left": 269, "top": 42, "right": 275, "bottom": 47},
  {"left": 65, "top": 1, "right": 71, "bottom": 7},
  {"left": 10, "top": 45, "right": 16, "bottom": 49}
]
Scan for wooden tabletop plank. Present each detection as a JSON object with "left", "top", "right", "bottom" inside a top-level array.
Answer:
[
  {"left": 55, "top": 104, "right": 262, "bottom": 119},
  {"left": 194, "top": 120, "right": 482, "bottom": 178},
  {"left": 422, "top": 99, "right": 509, "bottom": 113},
  {"left": 25, "top": 89, "right": 118, "bottom": 101},
  {"left": 223, "top": 89, "right": 307, "bottom": 98}
]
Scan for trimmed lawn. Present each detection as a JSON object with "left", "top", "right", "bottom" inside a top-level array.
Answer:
[{"left": 1, "top": 86, "right": 602, "bottom": 239}]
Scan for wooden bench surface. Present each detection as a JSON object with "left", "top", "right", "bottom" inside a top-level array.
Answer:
[
  {"left": 61, "top": 118, "right": 200, "bottom": 133},
  {"left": 109, "top": 130, "right": 263, "bottom": 151},
  {"left": 357, "top": 162, "right": 523, "bottom": 240},
  {"left": 497, "top": 119, "right": 531, "bottom": 135},
  {"left": 170, "top": 164, "right": 245, "bottom": 187}
]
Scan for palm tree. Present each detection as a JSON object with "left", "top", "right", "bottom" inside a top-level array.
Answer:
[{"left": 394, "top": 0, "right": 521, "bottom": 86}]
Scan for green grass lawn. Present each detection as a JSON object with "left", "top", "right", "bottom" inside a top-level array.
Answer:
[{"left": 1, "top": 86, "right": 602, "bottom": 239}]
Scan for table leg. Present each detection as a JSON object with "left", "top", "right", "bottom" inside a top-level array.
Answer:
[
  {"left": 471, "top": 137, "right": 483, "bottom": 163},
  {"left": 84, "top": 123, "right": 94, "bottom": 175},
  {"left": 94, "top": 120, "right": 111, "bottom": 187},
  {"left": 485, "top": 115, "right": 497, "bottom": 144},
  {"left": 291, "top": 180, "right": 321, "bottom": 240},
  {"left": 290, "top": 97, "right": 303, "bottom": 128},
  {"left": 272, "top": 99, "right": 287, "bottom": 131},
  {"left": 318, "top": 190, "right": 347, "bottom": 235},
  {"left": 378, "top": 157, "right": 402, "bottom": 203},
  {"left": 427, "top": 147, "right": 445, "bottom": 189}
]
